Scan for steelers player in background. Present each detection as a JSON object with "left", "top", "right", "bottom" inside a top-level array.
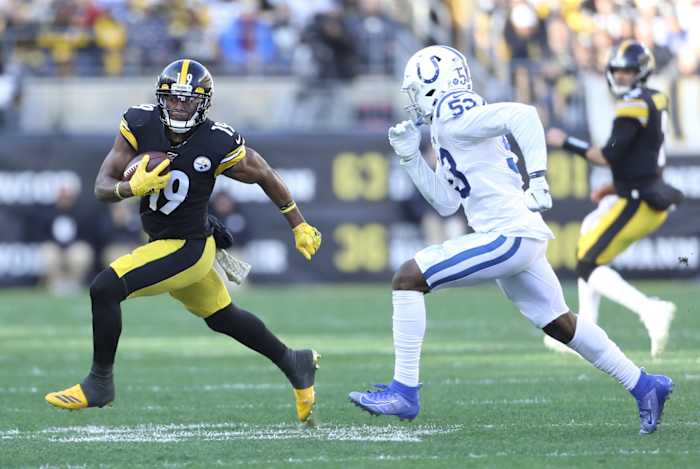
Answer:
[
  {"left": 546, "top": 41, "right": 683, "bottom": 358},
  {"left": 44, "top": 59, "right": 323, "bottom": 423}
]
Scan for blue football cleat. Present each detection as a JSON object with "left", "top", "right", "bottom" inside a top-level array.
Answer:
[
  {"left": 348, "top": 380, "right": 420, "bottom": 421},
  {"left": 631, "top": 369, "right": 673, "bottom": 434}
]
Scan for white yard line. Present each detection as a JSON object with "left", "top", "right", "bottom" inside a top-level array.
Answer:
[
  {"left": 0, "top": 422, "right": 463, "bottom": 444},
  {"left": 3, "top": 423, "right": 700, "bottom": 466},
  {"left": 220, "top": 454, "right": 446, "bottom": 466}
]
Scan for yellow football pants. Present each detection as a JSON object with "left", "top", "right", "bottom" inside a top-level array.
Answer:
[
  {"left": 109, "top": 236, "right": 231, "bottom": 318},
  {"left": 577, "top": 197, "right": 668, "bottom": 265}
]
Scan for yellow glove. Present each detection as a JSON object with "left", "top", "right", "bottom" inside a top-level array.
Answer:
[
  {"left": 293, "top": 222, "right": 322, "bottom": 261},
  {"left": 129, "top": 155, "right": 171, "bottom": 196}
]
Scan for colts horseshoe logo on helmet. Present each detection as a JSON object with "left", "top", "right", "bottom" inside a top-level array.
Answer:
[{"left": 416, "top": 55, "right": 441, "bottom": 84}]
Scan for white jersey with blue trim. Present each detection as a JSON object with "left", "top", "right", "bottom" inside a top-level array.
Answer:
[{"left": 430, "top": 90, "right": 554, "bottom": 240}]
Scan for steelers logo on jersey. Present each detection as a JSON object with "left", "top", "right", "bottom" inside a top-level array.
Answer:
[{"left": 193, "top": 156, "right": 212, "bottom": 172}]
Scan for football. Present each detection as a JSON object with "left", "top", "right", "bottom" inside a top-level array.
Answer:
[{"left": 122, "top": 151, "right": 171, "bottom": 181}]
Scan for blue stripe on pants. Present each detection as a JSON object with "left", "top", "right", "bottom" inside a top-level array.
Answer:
[
  {"left": 429, "top": 237, "right": 523, "bottom": 289},
  {"left": 423, "top": 235, "right": 507, "bottom": 280}
]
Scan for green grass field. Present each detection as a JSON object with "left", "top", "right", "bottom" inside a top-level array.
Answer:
[{"left": 1, "top": 281, "right": 699, "bottom": 468}]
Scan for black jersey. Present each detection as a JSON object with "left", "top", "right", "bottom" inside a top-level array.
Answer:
[
  {"left": 601, "top": 87, "right": 668, "bottom": 193},
  {"left": 119, "top": 104, "right": 246, "bottom": 240}
]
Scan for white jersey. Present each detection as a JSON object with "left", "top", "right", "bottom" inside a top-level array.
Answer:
[{"left": 428, "top": 90, "right": 553, "bottom": 240}]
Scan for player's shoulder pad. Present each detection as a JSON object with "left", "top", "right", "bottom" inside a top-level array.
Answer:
[
  {"left": 207, "top": 120, "right": 247, "bottom": 176},
  {"left": 434, "top": 88, "right": 485, "bottom": 124},
  {"left": 615, "top": 89, "right": 648, "bottom": 125},
  {"left": 120, "top": 104, "right": 159, "bottom": 151},
  {"left": 206, "top": 120, "right": 245, "bottom": 155},
  {"left": 648, "top": 88, "right": 669, "bottom": 112},
  {"left": 122, "top": 103, "right": 159, "bottom": 129}
]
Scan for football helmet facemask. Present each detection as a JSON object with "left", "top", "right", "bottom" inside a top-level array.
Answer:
[
  {"left": 156, "top": 59, "right": 213, "bottom": 133},
  {"left": 401, "top": 45, "right": 472, "bottom": 125},
  {"left": 606, "top": 40, "right": 655, "bottom": 97}
]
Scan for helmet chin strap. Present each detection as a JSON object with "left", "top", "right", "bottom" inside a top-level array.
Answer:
[
  {"left": 168, "top": 121, "right": 194, "bottom": 133},
  {"left": 163, "top": 110, "right": 200, "bottom": 133}
]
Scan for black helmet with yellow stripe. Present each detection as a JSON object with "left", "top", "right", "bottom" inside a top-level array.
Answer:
[
  {"left": 606, "top": 40, "right": 655, "bottom": 97},
  {"left": 156, "top": 59, "right": 213, "bottom": 133}
]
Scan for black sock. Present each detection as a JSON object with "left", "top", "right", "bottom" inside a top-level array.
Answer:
[
  {"left": 89, "top": 268, "right": 126, "bottom": 367},
  {"left": 80, "top": 361, "right": 115, "bottom": 406},
  {"left": 88, "top": 361, "right": 114, "bottom": 380},
  {"left": 205, "top": 304, "right": 289, "bottom": 365}
]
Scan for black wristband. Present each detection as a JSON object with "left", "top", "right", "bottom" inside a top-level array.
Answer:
[
  {"left": 279, "top": 201, "right": 297, "bottom": 214},
  {"left": 528, "top": 170, "right": 547, "bottom": 179},
  {"left": 562, "top": 136, "right": 590, "bottom": 158}
]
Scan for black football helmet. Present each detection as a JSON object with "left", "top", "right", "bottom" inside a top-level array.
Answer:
[
  {"left": 156, "top": 59, "right": 213, "bottom": 133},
  {"left": 606, "top": 40, "right": 655, "bottom": 97}
]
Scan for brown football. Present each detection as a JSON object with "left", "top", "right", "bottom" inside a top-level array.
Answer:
[{"left": 123, "top": 151, "right": 171, "bottom": 181}]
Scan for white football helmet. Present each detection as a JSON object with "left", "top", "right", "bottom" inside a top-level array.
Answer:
[{"left": 401, "top": 45, "right": 472, "bottom": 125}]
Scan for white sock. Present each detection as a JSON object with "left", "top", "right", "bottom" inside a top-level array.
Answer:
[
  {"left": 567, "top": 316, "right": 641, "bottom": 390},
  {"left": 577, "top": 278, "right": 601, "bottom": 324},
  {"left": 588, "top": 265, "right": 651, "bottom": 319},
  {"left": 392, "top": 290, "right": 426, "bottom": 387}
]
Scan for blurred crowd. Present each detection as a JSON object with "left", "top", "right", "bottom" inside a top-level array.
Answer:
[
  {"left": 0, "top": 0, "right": 416, "bottom": 78},
  {"left": 452, "top": 0, "right": 700, "bottom": 130},
  {"left": 0, "top": 1, "right": 698, "bottom": 132},
  {"left": 1, "top": 0, "right": 698, "bottom": 80}
]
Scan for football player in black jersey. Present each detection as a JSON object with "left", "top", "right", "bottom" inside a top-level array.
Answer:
[
  {"left": 45, "top": 59, "right": 323, "bottom": 423},
  {"left": 546, "top": 41, "right": 682, "bottom": 358}
]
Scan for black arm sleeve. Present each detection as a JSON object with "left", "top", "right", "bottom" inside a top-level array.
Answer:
[{"left": 601, "top": 118, "right": 641, "bottom": 164}]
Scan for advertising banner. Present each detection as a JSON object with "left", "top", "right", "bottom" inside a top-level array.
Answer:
[{"left": 1, "top": 135, "right": 698, "bottom": 286}]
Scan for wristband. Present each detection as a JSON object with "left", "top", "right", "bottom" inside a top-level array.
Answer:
[
  {"left": 562, "top": 136, "right": 590, "bottom": 158},
  {"left": 528, "top": 170, "right": 547, "bottom": 179},
  {"left": 279, "top": 201, "right": 297, "bottom": 214},
  {"left": 114, "top": 183, "right": 125, "bottom": 200}
]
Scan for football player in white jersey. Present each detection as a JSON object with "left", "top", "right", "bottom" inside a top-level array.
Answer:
[{"left": 348, "top": 46, "right": 672, "bottom": 434}]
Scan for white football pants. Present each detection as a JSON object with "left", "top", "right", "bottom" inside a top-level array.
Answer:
[{"left": 414, "top": 233, "right": 568, "bottom": 328}]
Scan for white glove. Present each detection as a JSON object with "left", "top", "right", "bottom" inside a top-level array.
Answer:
[
  {"left": 525, "top": 176, "right": 553, "bottom": 212},
  {"left": 216, "top": 249, "right": 251, "bottom": 285},
  {"left": 388, "top": 120, "right": 421, "bottom": 164}
]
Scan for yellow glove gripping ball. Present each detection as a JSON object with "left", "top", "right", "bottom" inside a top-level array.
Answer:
[
  {"left": 293, "top": 222, "right": 322, "bottom": 261},
  {"left": 128, "top": 154, "right": 171, "bottom": 197}
]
